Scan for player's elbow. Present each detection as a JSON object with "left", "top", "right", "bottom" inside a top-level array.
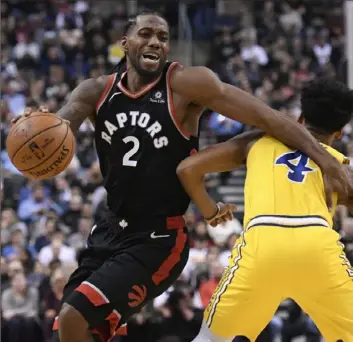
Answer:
[{"left": 176, "top": 159, "right": 198, "bottom": 182}]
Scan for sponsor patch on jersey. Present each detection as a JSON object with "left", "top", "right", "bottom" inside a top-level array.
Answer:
[{"left": 150, "top": 91, "right": 165, "bottom": 104}]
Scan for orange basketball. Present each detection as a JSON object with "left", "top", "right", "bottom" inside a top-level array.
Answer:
[{"left": 6, "top": 112, "right": 75, "bottom": 180}]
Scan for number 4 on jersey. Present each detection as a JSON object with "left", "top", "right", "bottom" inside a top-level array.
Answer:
[{"left": 275, "top": 150, "right": 315, "bottom": 183}]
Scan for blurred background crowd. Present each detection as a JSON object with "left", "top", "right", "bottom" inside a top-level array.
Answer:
[{"left": 1, "top": 0, "right": 353, "bottom": 341}]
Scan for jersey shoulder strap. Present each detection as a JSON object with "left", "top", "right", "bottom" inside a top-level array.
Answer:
[{"left": 96, "top": 73, "right": 118, "bottom": 113}]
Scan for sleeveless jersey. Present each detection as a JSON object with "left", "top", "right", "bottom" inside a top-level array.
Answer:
[
  {"left": 94, "top": 62, "right": 198, "bottom": 218},
  {"left": 244, "top": 135, "right": 349, "bottom": 228}
]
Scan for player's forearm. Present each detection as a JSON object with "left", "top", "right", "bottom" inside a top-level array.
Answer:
[
  {"left": 57, "top": 103, "right": 88, "bottom": 134},
  {"left": 260, "top": 110, "right": 339, "bottom": 171},
  {"left": 212, "top": 84, "right": 339, "bottom": 171},
  {"left": 177, "top": 167, "right": 218, "bottom": 219},
  {"left": 56, "top": 78, "right": 103, "bottom": 134}
]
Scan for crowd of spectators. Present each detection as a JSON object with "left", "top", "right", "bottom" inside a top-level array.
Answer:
[{"left": 1, "top": 0, "right": 353, "bottom": 341}]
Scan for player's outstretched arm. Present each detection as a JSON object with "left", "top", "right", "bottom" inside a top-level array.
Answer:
[
  {"left": 177, "top": 130, "right": 263, "bottom": 222},
  {"left": 57, "top": 77, "right": 108, "bottom": 134},
  {"left": 170, "top": 66, "right": 352, "bottom": 199}
]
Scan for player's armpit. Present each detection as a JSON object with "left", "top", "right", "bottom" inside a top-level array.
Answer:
[
  {"left": 176, "top": 130, "right": 263, "bottom": 219},
  {"left": 57, "top": 76, "right": 108, "bottom": 134}
]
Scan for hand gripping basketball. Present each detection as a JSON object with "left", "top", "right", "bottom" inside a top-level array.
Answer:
[
  {"left": 7, "top": 107, "right": 75, "bottom": 180},
  {"left": 11, "top": 107, "right": 70, "bottom": 126}
]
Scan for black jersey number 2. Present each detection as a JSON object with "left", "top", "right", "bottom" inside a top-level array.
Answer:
[{"left": 122, "top": 136, "right": 140, "bottom": 167}]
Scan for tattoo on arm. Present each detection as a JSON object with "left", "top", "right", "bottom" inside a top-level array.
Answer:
[{"left": 57, "top": 78, "right": 106, "bottom": 134}]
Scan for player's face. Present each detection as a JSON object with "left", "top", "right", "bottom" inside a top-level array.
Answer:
[{"left": 126, "top": 15, "right": 169, "bottom": 78}]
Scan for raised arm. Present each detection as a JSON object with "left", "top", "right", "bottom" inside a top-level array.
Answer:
[
  {"left": 177, "top": 130, "right": 264, "bottom": 220},
  {"left": 170, "top": 66, "right": 351, "bottom": 197}
]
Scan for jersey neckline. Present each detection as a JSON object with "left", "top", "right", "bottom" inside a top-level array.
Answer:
[{"left": 117, "top": 71, "right": 163, "bottom": 99}]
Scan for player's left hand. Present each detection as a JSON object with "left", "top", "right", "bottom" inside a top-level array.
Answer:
[{"left": 206, "top": 202, "right": 237, "bottom": 227}]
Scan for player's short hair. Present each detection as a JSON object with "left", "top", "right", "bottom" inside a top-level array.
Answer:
[
  {"left": 112, "top": 9, "right": 167, "bottom": 74},
  {"left": 301, "top": 78, "right": 353, "bottom": 134},
  {"left": 123, "top": 9, "right": 166, "bottom": 36}
]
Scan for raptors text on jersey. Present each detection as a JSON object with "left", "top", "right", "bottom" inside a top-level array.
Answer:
[{"left": 95, "top": 62, "right": 199, "bottom": 218}]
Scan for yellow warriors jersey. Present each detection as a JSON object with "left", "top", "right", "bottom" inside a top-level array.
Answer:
[{"left": 244, "top": 135, "right": 349, "bottom": 229}]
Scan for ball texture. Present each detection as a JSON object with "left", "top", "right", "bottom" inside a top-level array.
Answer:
[{"left": 6, "top": 112, "right": 75, "bottom": 179}]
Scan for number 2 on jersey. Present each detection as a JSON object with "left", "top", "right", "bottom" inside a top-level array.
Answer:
[
  {"left": 275, "top": 150, "right": 315, "bottom": 183},
  {"left": 122, "top": 136, "right": 140, "bottom": 167}
]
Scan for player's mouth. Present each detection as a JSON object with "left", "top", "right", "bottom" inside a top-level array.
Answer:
[{"left": 141, "top": 53, "right": 160, "bottom": 68}]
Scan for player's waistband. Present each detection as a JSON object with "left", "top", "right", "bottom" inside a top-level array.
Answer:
[
  {"left": 246, "top": 215, "right": 330, "bottom": 230},
  {"left": 105, "top": 210, "right": 185, "bottom": 232}
]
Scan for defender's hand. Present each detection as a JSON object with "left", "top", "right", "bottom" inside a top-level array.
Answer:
[
  {"left": 323, "top": 162, "right": 353, "bottom": 211},
  {"left": 206, "top": 202, "right": 237, "bottom": 227}
]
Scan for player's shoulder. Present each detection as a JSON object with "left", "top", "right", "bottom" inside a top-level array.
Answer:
[
  {"left": 76, "top": 76, "right": 110, "bottom": 93},
  {"left": 246, "top": 134, "right": 286, "bottom": 159},
  {"left": 168, "top": 62, "right": 217, "bottom": 83},
  {"left": 249, "top": 134, "right": 276, "bottom": 148},
  {"left": 96, "top": 74, "right": 113, "bottom": 87},
  {"left": 71, "top": 75, "right": 113, "bottom": 103},
  {"left": 320, "top": 143, "right": 349, "bottom": 164}
]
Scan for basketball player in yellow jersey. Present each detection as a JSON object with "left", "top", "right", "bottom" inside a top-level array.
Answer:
[{"left": 177, "top": 78, "right": 353, "bottom": 342}]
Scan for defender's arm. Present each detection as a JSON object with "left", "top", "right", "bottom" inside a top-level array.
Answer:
[
  {"left": 176, "top": 130, "right": 263, "bottom": 219},
  {"left": 170, "top": 66, "right": 348, "bottom": 191},
  {"left": 338, "top": 164, "right": 353, "bottom": 212},
  {"left": 57, "top": 76, "right": 108, "bottom": 134}
]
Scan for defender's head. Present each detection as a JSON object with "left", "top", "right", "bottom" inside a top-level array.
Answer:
[
  {"left": 300, "top": 78, "right": 353, "bottom": 143},
  {"left": 121, "top": 10, "right": 169, "bottom": 79}
]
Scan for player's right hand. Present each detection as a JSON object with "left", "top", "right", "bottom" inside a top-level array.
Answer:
[
  {"left": 11, "top": 106, "right": 49, "bottom": 125},
  {"left": 322, "top": 160, "right": 353, "bottom": 210},
  {"left": 207, "top": 202, "right": 237, "bottom": 227},
  {"left": 323, "top": 163, "right": 353, "bottom": 211},
  {"left": 11, "top": 106, "right": 69, "bottom": 126}
]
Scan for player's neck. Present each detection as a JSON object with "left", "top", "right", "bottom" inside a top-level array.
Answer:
[
  {"left": 126, "top": 67, "right": 160, "bottom": 93},
  {"left": 306, "top": 126, "right": 332, "bottom": 146}
]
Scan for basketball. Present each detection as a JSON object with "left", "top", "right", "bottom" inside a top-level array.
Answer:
[{"left": 6, "top": 112, "right": 75, "bottom": 180}]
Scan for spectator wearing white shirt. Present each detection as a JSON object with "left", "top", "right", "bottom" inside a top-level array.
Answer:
[
  {"left": 312, "top": 36, "right": 332, "bottom": 66},
  {"left": 12, "top": 35, "right": 40, "bottom": 62},
  {"left": 207, "top": 218, "right": 242, "bottom": 247},
  {"left": 38, "top": 231, "right": 76, "bottom": 267},
  {"left": 241, "top": 38, "right": 269, "bottom": 66},
  {"left": 279, "top": 3, "right": 303, "bottom": 33}
]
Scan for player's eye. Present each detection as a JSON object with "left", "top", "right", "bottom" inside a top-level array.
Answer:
[
  {"left": 139, "top": 30, "right": 151, "bottom": 38},
  {"left": 159, "top": 35, "right": 169, "bottom": 42}
]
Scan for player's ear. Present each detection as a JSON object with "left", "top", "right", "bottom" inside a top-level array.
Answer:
[
  {"left": 121, "top": 37, "right": 128, "bottom": 52},
  {"left": 298, "top": 114, "right": 304, "bottom": 124}
]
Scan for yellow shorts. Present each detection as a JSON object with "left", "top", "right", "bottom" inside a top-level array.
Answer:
[{"left": 204, "top": 218, "right": 353, "bottom": 342}]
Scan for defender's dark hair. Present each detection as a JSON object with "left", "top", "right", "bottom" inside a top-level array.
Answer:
[
  {"left": 112, "top": 9, "right": 167, "bottom": 75},
  {"left": 301, "top": 78, "right": 353, "bottom": 134}
]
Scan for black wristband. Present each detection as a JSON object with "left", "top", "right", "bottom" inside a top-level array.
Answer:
[{"left": 205, "top": 204, "right": 220, "bottom": 221}]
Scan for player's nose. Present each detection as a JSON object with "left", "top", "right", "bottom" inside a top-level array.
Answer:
[{"left": 147, "top": 35, "right": 161, "bottom": 48}]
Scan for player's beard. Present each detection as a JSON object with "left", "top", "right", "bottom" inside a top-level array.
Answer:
[{"left": 129, "top": 54, "right": 166, "bottom": 82}]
